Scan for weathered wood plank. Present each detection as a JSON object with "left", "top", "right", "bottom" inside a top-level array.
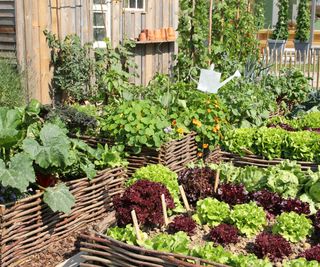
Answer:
[
  {"left": 0, "top": 32, "right": 15, "bottom": 42},
  {"left": 0, "top": 9, "right": 15, "bottom": 17},
  {"left": 0, "top": 2, "right": 15, "bottom": 10},
  {"left": 0, "top": 42, "right": 15, "bottom": 50},
  {"left": 0, "top": 17, "right": 15, "bottom": 25}
]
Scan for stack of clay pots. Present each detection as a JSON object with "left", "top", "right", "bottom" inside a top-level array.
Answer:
[{"left": 138, "top": 27, "right": 176, "bottom": 42}]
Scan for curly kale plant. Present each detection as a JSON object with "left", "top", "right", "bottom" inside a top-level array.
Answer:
[
  {"left": 230, "top": 202, "right": 267, "bottom": 237},
  {"left": 272, "top": 212, "right": 313, "bottom": 243}
]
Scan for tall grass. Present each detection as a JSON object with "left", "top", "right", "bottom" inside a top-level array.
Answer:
[{"left": 0, "top": 59, "right": 25, "bottom": 107}]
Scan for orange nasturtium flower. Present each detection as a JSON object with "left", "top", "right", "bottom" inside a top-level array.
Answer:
[
  {"left": 214, "top": 116, "right": 220, "bottom": 123},
  {"left": 207, "top": 109, "right": 212, "bottom": 113},
  {"left": 214, "top": 100, "right": 219, "bottom": 109},
  {"left": 192, "top": 118, "right": 202, "bottom": 128},
  {"left": 172, "top": 120, "right": 177, "bottom": 126},
  {"left": 177, "top": 128, "right": 184, "bottom": 134},
  {"left": 203, "top": 143, "right": 209, "bottom": 149},
  {"left": 197, "top": 152, "right": 203, "bottom": 157},
  {"left": 213, "top": 124, "right": 221, "bottom": 133}
]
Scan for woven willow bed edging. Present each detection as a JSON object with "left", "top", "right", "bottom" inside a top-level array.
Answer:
[
  {"left": 205, "top": 147, "right": 319, "bottom": 171},
  {"left": 0, "top": 167, "right": 127, "bottom": 267},
  {"left": 79, "top": 132, "right": 198, "bottom": 175},
  {"left": 80, "top": 216, "right": 229, "bottom": 267}
]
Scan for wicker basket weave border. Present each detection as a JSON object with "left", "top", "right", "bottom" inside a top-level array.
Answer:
[
  {"left": 80, "top": 215, "right": 229, "bottom": 267},
  {"left": 79, "top": 132, "right": 198, "bottom": 175},
  {"left": 205, "top": 147, "right": 319, "bottom": 171},
  {"left": 0, "top": 167, "right": 127, "bottom": 267}
]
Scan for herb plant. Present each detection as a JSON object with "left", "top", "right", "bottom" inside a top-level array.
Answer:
[
  {"left": 193, "top": 198, "right": 230, "bottom": 227},
  {"left": 272, "top": 212, "right": 313, "bottom": 243},
  {"left": 230, "top": 202, "right": 267, "bottom": 237}
]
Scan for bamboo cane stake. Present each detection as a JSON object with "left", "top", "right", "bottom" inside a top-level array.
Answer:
[
  {"left": 131, "top": 210, "right": 141, "bottom": 241},
  {"left": 208, "top": 0, "right": 214, "bottom": 62},
  {"left": 214, "top": 169, "right": 220, "bottom": 193},
  {"left": 179, "top": 185, "right": 191, "bottom": 212},
  {"left": 161, "top": 194, "right": 169, "bottom": 226}
]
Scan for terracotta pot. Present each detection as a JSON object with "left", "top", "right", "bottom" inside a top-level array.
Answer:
[
  {"left": 148, "top": 29, "right": 155, "bottom": 41},
  {"left": 161, "top": 28, "right": 167, "bottom": 40},
  {"left": 154, "top": 29, "right": 161, "bottom": 40},
  {"left": 139, "top": 32, "right": 147, "bottom": 41}
]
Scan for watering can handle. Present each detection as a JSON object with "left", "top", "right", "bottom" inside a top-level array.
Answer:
[{"left": 189, "top": 64, "right": 215, "bottom": 84}]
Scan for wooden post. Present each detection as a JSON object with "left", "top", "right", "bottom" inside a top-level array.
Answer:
[
  {"left": 214, "top": 169, "right": 220, "bottom": 193},
  {"left": 131, "top": 210, "right": 141, "bottom": 241},
  {"left": 161, "top": 194, "right": 169, "bottom": 226},
  {"left": 179, "top": 185, "right": 191, "bottom": 212},
  {"left": 208, "top": 0, "right": 214, "bottom": 63}
]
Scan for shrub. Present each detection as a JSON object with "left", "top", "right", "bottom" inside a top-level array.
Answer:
[
  {"left": 209, "top": 224, "right": 239, "bottom": 245},
  {"left": 295, "top": 0, "right": 310, "bottom": 42},
  {"left": 113, "top": 180, "right": 175, "bottom": 227},
  {"left": 230, "top": 202, "right": 267, "bottom": 237},
  {"left": 168, "top": 215, "right": 197, "bottom": 236},
  {"left": 253, "top": 232, "right": 292, "bottom": 261},
  {"left": 272, "top": 212, "right": 313, "bottom": 243}
]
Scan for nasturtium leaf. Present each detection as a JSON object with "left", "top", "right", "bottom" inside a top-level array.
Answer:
[
  {"left": 23, "top": 123, "right": 71, "bottom": 169},
  {"left": 0, "top": 107, "right": 23, "bottom": 148},
  {"left": 43, "top": 183, "right": 75, "bottom": 214},
  {"left": 0, "top": 153, "right": 35, "bottom": 192},
  {"left": 80, "top": 161, "right": 96, "bottom": 180}
]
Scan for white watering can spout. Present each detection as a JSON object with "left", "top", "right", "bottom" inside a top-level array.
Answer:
[{"left": 196, "top": 64, "right": 241, "bottom": 94}]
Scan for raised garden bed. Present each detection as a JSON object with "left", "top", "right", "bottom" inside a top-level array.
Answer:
[
  {"left": 79, "top": 132, "right": 198, "bottom": 175},
  {"left": 206, "top": 147, "right": 319, "bottom": 171},
  {"left": 0, "top": 167, "right": 126, "bottom": 267}
]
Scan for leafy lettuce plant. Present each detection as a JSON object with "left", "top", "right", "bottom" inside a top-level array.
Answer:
[
  {"left": 127, "top": 164, "right": 183, "bottom": 212},
  {"left": 230, "top": 202, "right": 267, "bottom": 237},
  {"left": 216, "top": 183, "right": 249, "bottom": 206},
  {"left": 193, "top": 198, "right": 230, "bottom": 227},
  {"left": 168, "top": 215, "right": 197, "bottom": 236},
  {"left": 209, "top": 224, "right": 239, "bottom": 245},
  {"left": 272, "top": 212, "right": 313, "bottom": 243},
  {"left": 190, "top": 243, "right": 232, "bottom": 265},
  {"left": 283, "top": 258, "right": 320, "bottom": 267},
  {"left": 299, "top": 245, "right": 320, "bottom": 262},
  {"left": 106, "top": 224, "right": 148, "bottom": 246},
  {"left": 151, "top": 231, "right": 190, "bottom": 255}
]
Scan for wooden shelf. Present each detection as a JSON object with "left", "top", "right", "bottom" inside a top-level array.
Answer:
[{"left": 135, "top": 39, "right": 176, "bottom": 44}]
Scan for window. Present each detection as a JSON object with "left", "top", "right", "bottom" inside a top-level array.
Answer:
[
  {"left": 124, "top": 0, "right": 145, "bottom": 11},
  {"left": 93, "top": 0, "right": 111, "bottom": 47}
]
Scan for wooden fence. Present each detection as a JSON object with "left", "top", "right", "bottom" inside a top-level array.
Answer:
[
  {"left": 0, "top": 0, "right": 15, "bottom": 59},
  {"left": 261, "top": 48, "right": 320, "bottom": 89}
]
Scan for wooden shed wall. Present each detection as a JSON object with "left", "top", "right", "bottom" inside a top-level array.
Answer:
[
  {"left": 0, "top": 0, "right": 16, "bottom": 56},
  {"left": 112, "top": 0, "right": 179, "bottom": 85},
  {"left": 14, "top": 0, "right": 93, "bottom": 104}
]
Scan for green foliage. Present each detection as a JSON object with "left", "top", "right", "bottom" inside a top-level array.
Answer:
[
  {"left": 44, "top": 30, "right": 94, "bottom": 102},
  {"left": 283, "top": 258, "right": 320, "bottom": 267},
  {"left": 223, "top": 127, "right": 320, "bottom": 162},
  {"left": 127, "top": 164, "right": 183, "bottom": 212},
  {"left": 191, "top": 243, "right": 232, "bottom": 265},
  {"left": 271, "top": 0, "right": 289, "bottom": 40},
  {"left": 230, "top": 202, "right": 266, "bottom": 237},
  {"left": 295, "top": 0, "right": 310, "bottom": 42},
  {"left": 0, "top": 59, "right": 25, "bottom": 107},
  {"left": 272, "top": 212, "right": 313, "bottom": 243},
  {"left": 107, "top": 224, "right": 148, "bottom": 246},
  {"left": 43, "top": 183, "right": 75, "bottom": 214},
  {"left": 218, "top": 80, "right": 276, "bottom": 127},
  {"left": 0, "top": 153, "right": 35, "bottom": 192},
  {"left": 101, "top": 100, "right": 179, "bottom": 153},
  {"left": 193, "top": 198, "right": 230, "bottom": 227},
  {"left": 151, "top": 231, "right": 190, "bottom": 255}
]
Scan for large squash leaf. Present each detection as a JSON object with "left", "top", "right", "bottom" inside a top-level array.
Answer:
[
  {"left": 43, "top": 183, "right": 75, "bottom": 213},
  {"left": 0, "top": 153, "right": 36, "bottom": 192},
  {"left": 0, "top": 107, "right": 24, "bottom": 148},
  {"left": 23, "top": 123, "right": 71, "bottom": 169}
]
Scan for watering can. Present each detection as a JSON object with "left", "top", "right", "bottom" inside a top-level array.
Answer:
[{"left": 194, "top": 64, "right": 241, "bottom": 94}]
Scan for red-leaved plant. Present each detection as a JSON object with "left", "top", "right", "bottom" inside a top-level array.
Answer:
[
  {"left": 299, "top": 245, "right": 320, "bottom": 261},
  {"left": 208, "top": 224, "right": 239, "bottom": 245},
  {"left": 168, "top": 215, "right": 197, "bottom": 236},
  {"left": 113, "top": 180, "right": 175, "bottom": 227},
  {"left": 216, "top": 183, "right": 249, "bottom": 206},
  {"left": 251, "top": 189, "right": 283, "bottom": 215},
  {"left": 253, "top": 232, "right": 292, "bottom": 261},
  {"left": 178, "top": 167, "right": 215, "bottom": 204},
  {"left": 280, "top": 198, "right": 310, "bottom": 215}
]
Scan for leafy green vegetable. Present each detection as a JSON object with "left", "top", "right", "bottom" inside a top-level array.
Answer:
[
  {"left": 151, "top": 231, "right": 190, "bottom": 255},
  {"left": 230, "top": 202, "right": 266, "bottom": 237},
  {"left": 43, "top": 183, "right": 75, "bottom": 214},
  {"left": 303, "top": 171, "right": 320, "bottom": 203},
  {"left": 0, "top": 153, "right": 35, "bottom": 192},
  {"left": 127, "top": 164, "right": 183, "bottom": 212},
  {"left": 191, "top": 243, "right": 232, "bottom": 265},
  {"left": 283, "top": 258, "right": 320, "bottom": 267},
  {"left": 272, "top": 212, "right": 313, "bottom": 243},
  {"left": 193, "top": 198, "right": 230, "bottom": 227},
  {"left": 228, "top": 254, "right": 272, "bottom": 267},
  {"left": 23, "top": 123, "right": 70, "bottom": 169},
  {"left": 0, "top": 107, "right": 23, "bottom": 148},
  {"left": 107, "top": 224, "right": 148, "bottom": 246}
]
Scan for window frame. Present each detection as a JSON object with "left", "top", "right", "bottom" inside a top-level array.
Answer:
[
  {"left": 123, "top": 0, "right": 146, "bottom": 12},
  {"left": 92, "top": 1, "right": 111, "bottom": 48}
]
